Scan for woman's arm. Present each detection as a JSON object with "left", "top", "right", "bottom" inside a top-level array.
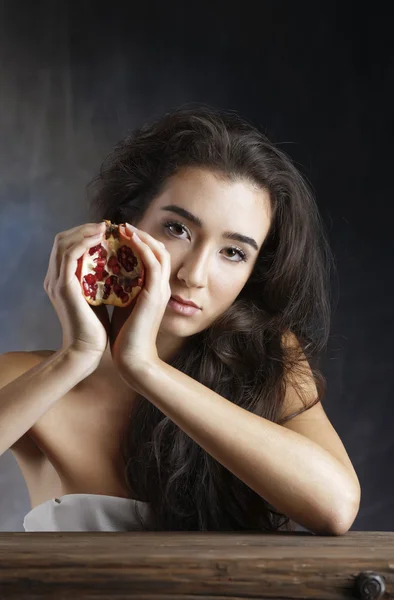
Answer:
[
  {"left": 0, "top": 349, "right": 100, "bottom": 457},
  {"left": 119, "top": 359, "right": 360, "bottom": 536}
]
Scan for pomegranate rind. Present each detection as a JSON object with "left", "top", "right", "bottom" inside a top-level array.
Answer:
[{"left": 75, "top": 220, "right": 145, "bottom": 308}]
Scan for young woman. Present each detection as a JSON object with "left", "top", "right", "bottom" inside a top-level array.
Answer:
[{"left": 0, "top": 104, "right": 360, "bottom": 534}]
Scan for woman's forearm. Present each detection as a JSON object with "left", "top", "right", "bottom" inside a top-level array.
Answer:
[
  {"left": 0, "top": 349, "right": 100, "bottom": 457},
  {"left": 120, "top": 359, "right": 360, "bottom": 536}
]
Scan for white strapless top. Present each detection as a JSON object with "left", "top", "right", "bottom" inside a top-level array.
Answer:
[{"left": 23, "top": 493, "right": 151, "bottom": 532}]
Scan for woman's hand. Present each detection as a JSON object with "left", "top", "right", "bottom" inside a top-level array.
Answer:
[
  {"left": 110, "top": 223, "right": 171, "bottom": 376},
  {"left": 44, "top": 221, "right": 110, "bottom": 363}
]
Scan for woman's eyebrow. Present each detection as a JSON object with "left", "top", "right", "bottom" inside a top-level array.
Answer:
[{"left": 160, "top": 204, "right": 259, "bottom": 251}]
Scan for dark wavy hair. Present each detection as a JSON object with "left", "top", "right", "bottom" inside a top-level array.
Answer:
[{"left": 87, "top": 103, "right": 335, "bottom": 532}]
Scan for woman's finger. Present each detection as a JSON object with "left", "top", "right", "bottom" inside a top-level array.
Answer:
[
  {"left": 123, "top": 224, "right": 166, "bottom": 255},
  {"left": 128, "top": 232, "right": 171, "bottom": 294}
]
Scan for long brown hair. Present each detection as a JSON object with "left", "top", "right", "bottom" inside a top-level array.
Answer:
[{"left": 87, "top": 103, "right": 335, "bottom": 531}]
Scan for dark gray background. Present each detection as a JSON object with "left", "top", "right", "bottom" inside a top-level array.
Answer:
[{"left": 0, "top": 0, "right": 392, "bottom": 531}]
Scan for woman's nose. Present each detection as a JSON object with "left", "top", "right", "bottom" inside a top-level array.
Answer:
[{"left": 176, "top": 249, "right": 210, "bottom": 288}]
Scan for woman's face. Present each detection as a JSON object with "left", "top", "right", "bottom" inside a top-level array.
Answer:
[{"left": 129, "top": 167, "right": 272, "bottom": 341}]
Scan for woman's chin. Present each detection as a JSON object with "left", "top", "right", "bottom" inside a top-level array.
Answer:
[{"left": 160, "top": 314, "right": 205, "bottom": 339}]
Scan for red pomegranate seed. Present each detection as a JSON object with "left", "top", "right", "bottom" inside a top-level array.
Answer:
[
  {"left": 108, "top": 256, "right": 118, "bottom": 267},
  {"left": 88, "top": 244, "right": 101, "bottom": 256},
  {"left": 95, "top": 258, "right": 107, "bottom": 267},
  {"left": 105, "top": 275, "right": 117, "bottom": 285},
  {"left": 84, "top": 274, "right": 97, "bottom": 285},
  {"left": 117, "top": 245, "right": 137, "bottom": 272}
]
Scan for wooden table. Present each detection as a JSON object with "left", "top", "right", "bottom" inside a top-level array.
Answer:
[{"left": 0, "top": 531, "right": 392, "bottom": 599}]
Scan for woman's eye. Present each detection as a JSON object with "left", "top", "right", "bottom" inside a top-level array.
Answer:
[
  {"left": 167, "top": 222, "right": 185, "bottom": 236},
  {"left": 163, "top": 220, "right": 190, "bottom": 239},
  {"left": 162, "top": 220, "right": 248, "bottom": 263}
]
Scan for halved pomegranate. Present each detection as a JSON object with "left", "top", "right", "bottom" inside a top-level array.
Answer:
[{"left": 75, "top": 220, "right": 145, "bottom": 307}]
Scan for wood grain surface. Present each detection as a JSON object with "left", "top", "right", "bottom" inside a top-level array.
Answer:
[{"left": 0, "top": 531, "right": 392, "bottom": 599}]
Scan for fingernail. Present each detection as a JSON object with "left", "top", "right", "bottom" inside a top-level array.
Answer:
[{"left": 126, "top": 222, "right": 137, "bottom": 231}]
